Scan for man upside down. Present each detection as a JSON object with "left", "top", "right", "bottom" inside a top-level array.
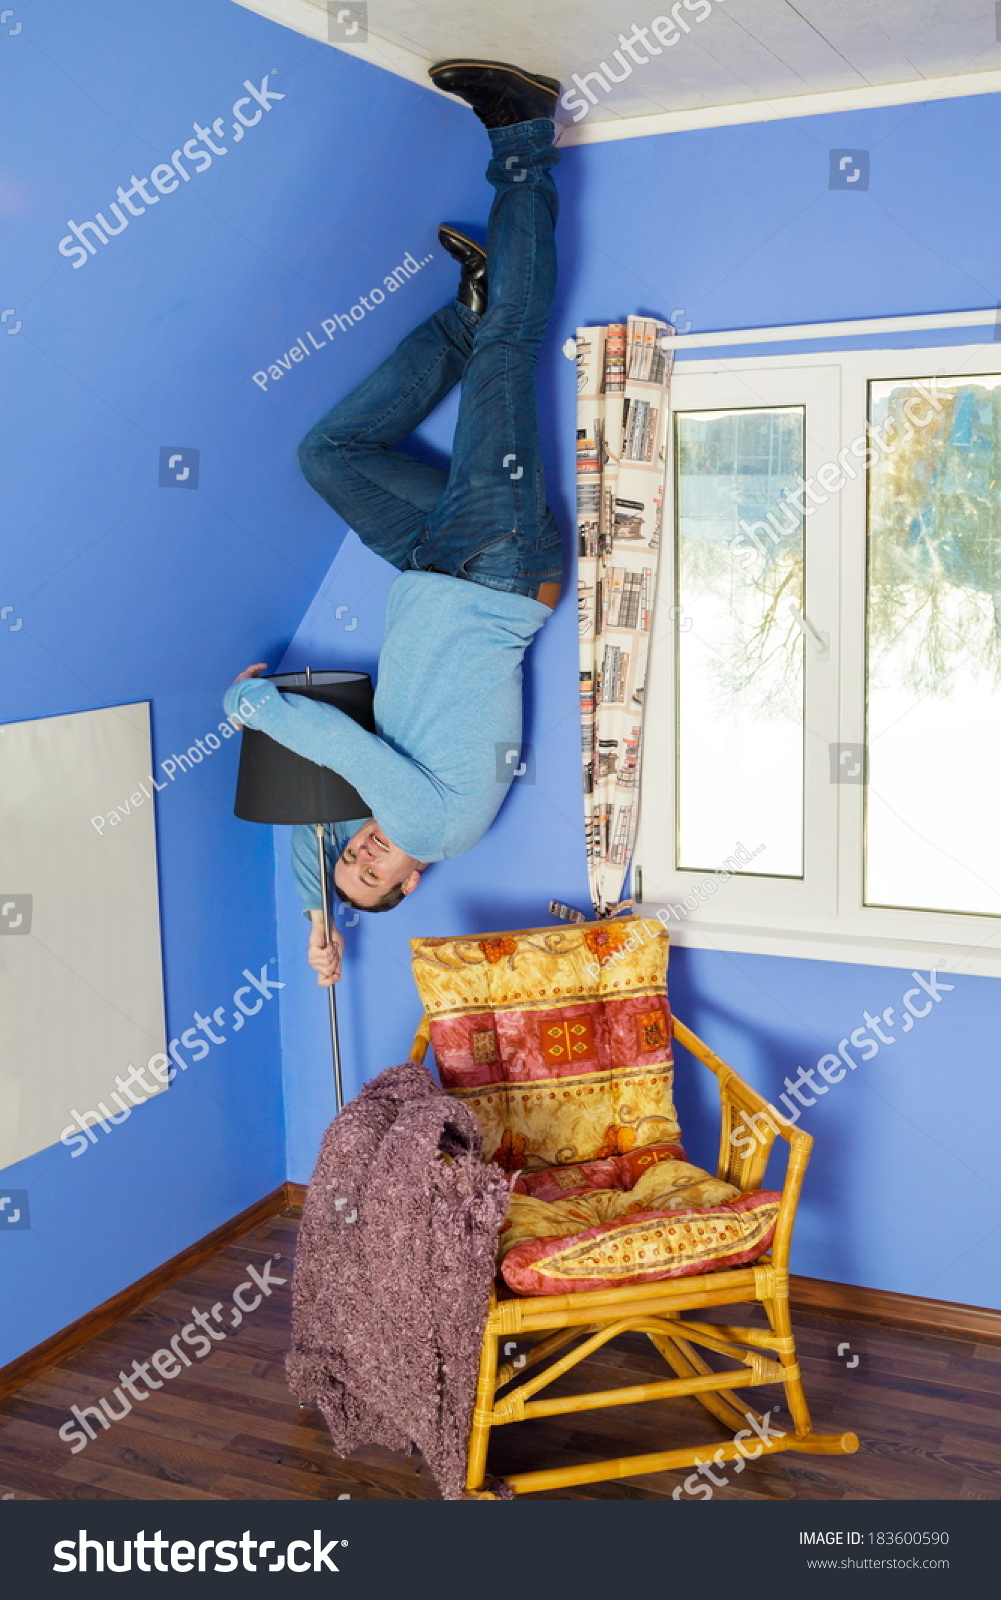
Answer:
[{"left": 224, "top": 60, "right": 563, "bottom": 986}]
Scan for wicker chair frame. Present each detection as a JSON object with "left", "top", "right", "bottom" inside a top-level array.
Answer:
[{"left": 409, "top": 1010, "right": 859, "bottom": 1497}]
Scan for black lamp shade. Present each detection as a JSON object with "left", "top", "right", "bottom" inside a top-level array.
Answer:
[{"left": 233, "top": 670, "right": 375, "bottom": 825}]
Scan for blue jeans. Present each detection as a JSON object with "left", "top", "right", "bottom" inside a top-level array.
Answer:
[{"left": 298, "top": 120, "right": 562, "bottom": 600}]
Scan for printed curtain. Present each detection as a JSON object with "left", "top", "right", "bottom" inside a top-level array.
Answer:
[{"left": 575, "top": 317, "right": 674, "bottom": 917}]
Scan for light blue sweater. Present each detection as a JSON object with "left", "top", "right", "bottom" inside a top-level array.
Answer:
[{"left": 224, "top": 571, "right": 550, "bottom": 910}]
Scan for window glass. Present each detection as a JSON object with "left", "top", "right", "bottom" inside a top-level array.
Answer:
[
  {"left": 675, "top": 407, "right": 805, "bottom": 876},
  {"left": 866, "top": 375, "right": 1001, "bottom": 915}
]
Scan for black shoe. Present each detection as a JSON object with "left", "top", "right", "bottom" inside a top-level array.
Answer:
[
  {"left": 429, "top": 58, "right": 560, "bottom": 130},
  {"left": 438, "top": 225, "right": 488, "bottom": 316}
]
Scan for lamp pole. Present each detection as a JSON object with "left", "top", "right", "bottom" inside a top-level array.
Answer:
[
  {"left": 315, "top": 820, "right": 345, "bottom": 1113},
  {"left": 303, "top": 665, "right": 344, "bottom": 1115},
  {"left": 234, "top": 663, "right": 372, "bottom": 1120},
  {"left": 314, "top": 820, "right": 345, "bottom": 1114}
]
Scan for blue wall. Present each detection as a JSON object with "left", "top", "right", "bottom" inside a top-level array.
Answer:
[
  {"left": 276, "top": 88, "right": 1001, "bottom": 1314},
  {"left": 0, "top": 0, "right": 490, "bottom": 1367}
]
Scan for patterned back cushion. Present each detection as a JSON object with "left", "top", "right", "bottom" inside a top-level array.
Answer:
[{"left": 409, "top": 918, "right": 679, "bottom": 1173}]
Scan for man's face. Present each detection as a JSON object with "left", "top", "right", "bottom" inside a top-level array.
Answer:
[{"left": 334, "top": 819, "right": 424, "bottom": 908}]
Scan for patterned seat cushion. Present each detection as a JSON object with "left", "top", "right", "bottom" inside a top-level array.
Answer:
[{"left": 500, "top": 1156, "right": 780, "bottom": 1295}]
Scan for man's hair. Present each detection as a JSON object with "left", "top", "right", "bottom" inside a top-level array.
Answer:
[{"left": 333, "top": 879, "right": 407, "bottom": 914}]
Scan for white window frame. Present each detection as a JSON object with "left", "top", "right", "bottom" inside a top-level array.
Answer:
[{"left": 636, "top": 332, "right": 1001, "bottom": 976}]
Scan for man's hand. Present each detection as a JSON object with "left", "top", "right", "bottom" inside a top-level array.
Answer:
[{"left": 308, "top": 910, "right": 344, "bottom": 987}]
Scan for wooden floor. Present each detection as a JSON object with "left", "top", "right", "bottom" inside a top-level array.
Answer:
[{"left": 2, "top": 1206, "right": 999, "bottom": 1502}]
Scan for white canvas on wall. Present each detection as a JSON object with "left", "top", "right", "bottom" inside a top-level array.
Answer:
[{"left": 0, "top": 701, "right": 167, "bottom": 1169}]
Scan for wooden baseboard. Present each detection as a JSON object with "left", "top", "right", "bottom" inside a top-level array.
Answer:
[
  {"left": 3, "top": 1183, "right": 997, "bottom": 1405},
  {"left": 0, "top": 1183, "right": 295, "bottom": 1403},
  {"left": 791, "top": 1273, "right": 1001, "bottom": 1344}
]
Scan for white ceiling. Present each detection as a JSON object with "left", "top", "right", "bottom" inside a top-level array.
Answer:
[{"left": 234, "top": 0, "right": 1001, "bottom": 139}]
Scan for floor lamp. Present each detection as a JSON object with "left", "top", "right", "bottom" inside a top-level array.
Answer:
[{"left": 233, "top": 668, "right": 375, "bottom": 1113}]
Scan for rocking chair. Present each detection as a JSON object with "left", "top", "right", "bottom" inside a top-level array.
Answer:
[{"left": 408, "top": 916, "right": 859, "bottom": 1497}]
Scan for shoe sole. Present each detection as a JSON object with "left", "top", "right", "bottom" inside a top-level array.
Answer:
[
  {"left": 438, "top": 225, "right": 487, "bottom": 265},
  {"left": 428, "top": 58, "right": 561, "bottom": 101}
]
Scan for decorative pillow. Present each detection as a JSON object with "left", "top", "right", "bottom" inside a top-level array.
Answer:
[
  {"left": 500, "top": 1189, "right": 782, "bottom": 1296},
  {"left": 410, "top": 919, "right": 679, "bottom": 1172}
]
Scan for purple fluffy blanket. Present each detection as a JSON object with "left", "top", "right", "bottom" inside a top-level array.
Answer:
[{"left": 286, "top": 1061, "right": 511, "bottom": 1500}]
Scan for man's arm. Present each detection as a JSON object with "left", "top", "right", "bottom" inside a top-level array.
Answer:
[
  {"left": 291, "top": 828, "right": 358, "bottom": 985},
  {"left": 224, "top": 678, "right": 447, "bottom": 859}
]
